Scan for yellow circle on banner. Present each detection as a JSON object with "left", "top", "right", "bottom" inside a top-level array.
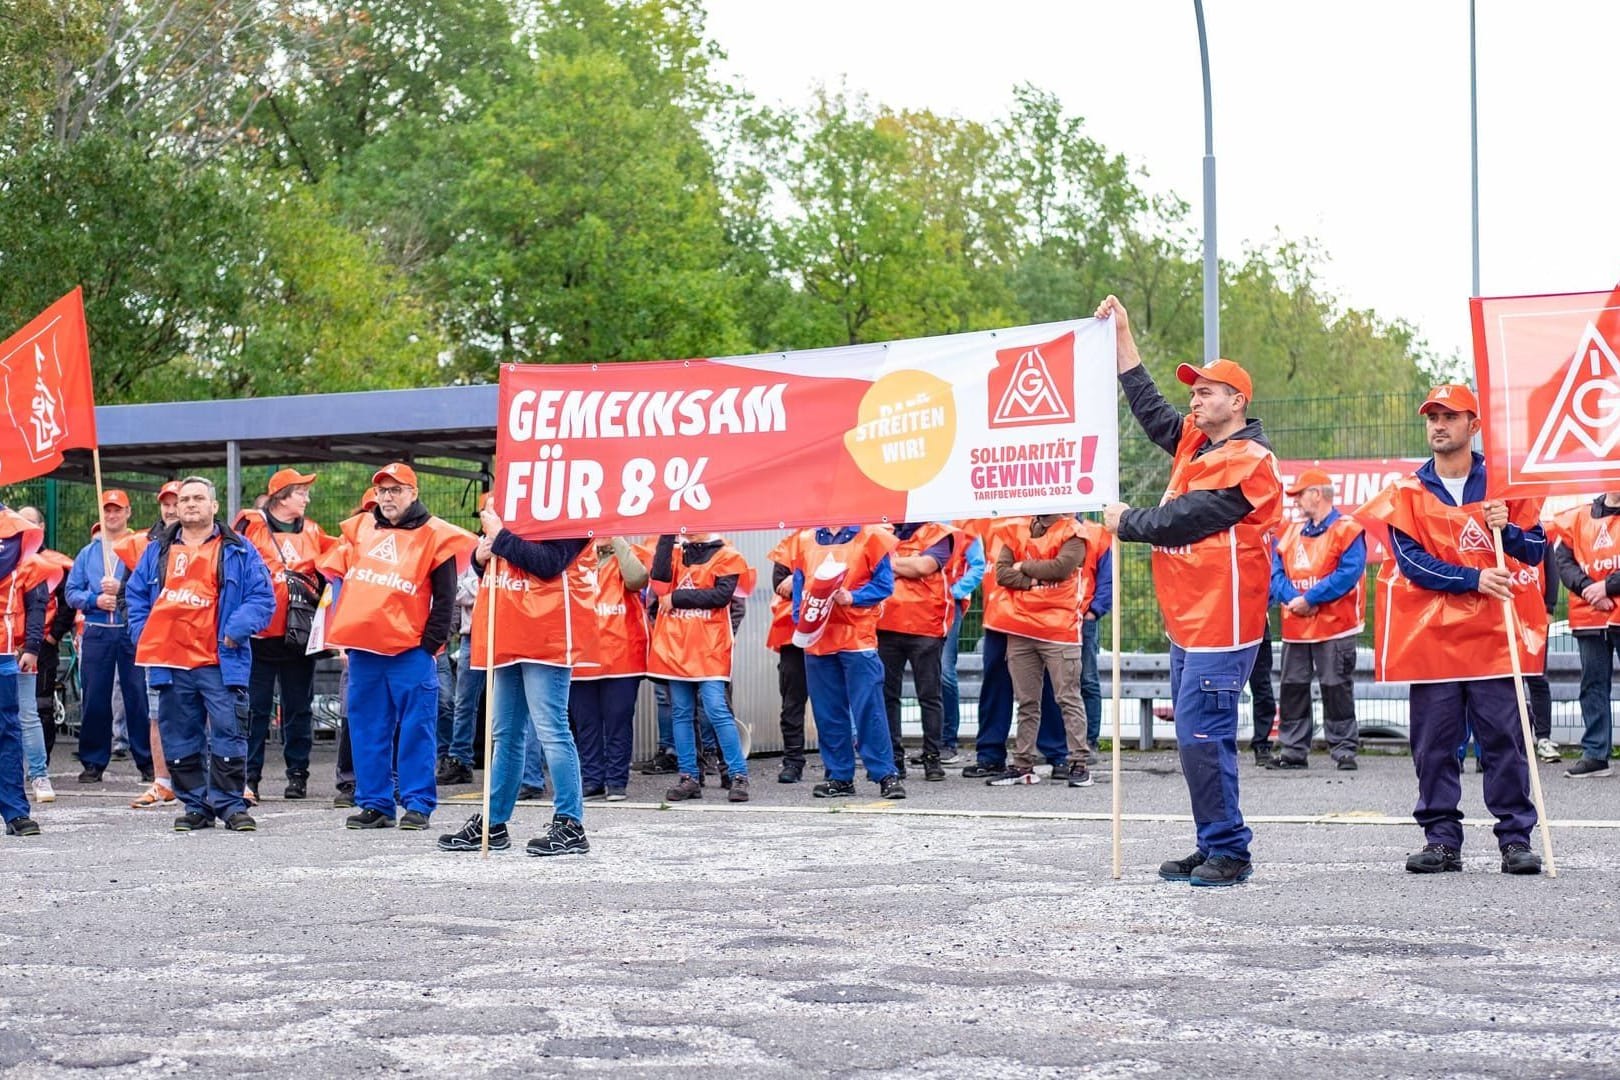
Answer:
[{"left": 843, "top": 369, "right": 957, "bottom": 492}]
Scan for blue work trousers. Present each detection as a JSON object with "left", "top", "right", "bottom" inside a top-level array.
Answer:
[
  {"left": 805, "top": 650, "right": 895, "bottom": 783},
  {"left": 159, "top": 665, "right": 249, "bottom": 821},
  {"left": 1169, "top": 643, "right": 1259, "bottom": 860},
  {"left": 347, "top": 648, "right": 439, "bottom": 818},
  {"left": 79, "top": 624, "right": 152, "bottom": 772},
  {"left": 570, "top": 676, "right": 641, "bottom": 790}
]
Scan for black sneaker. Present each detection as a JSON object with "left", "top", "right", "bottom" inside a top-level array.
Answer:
[
  {"left": 527, "top": 815, "right": 589, "bottom": 857},
  {"left": 812, "top": 779, "right": 857, "bottom": 799},
  {"left": 879, "top": 775, "right": 906, "bottom": 799},
  {"left": 638, "top": 749, "right": 679, "bottom": 775},
  {"left": 1190, "top": 855, "right": 1253, "bottom": 887},
  {"left": 1252, "top": 745, "right": 1273, "bottom": 768},
  {"left": 1267, "top": 756, "right": 1308, "bottom": 770},
  {"left": 1067, "top": 765, "right": 1094, "bottom": 788},
  {"left": 1049, "top": 760, "right": 1071, "bottom": 781},
  {"left": 77, "top": 766, "right": 103, "bottom": 784},
  {"left": 938, "top": 749, "right": 963, "bottom": 765},
  {"left": 173, "top": 811, "right": 214, "bottom": 833},
  {"left": 332, "top": 784, "right": 356, "bottom": 809},
  {"left": 893, "top": 764, "right": 908, "bottom": 781},
  {"left": 437, "top": 759, "right": 474, "bottom": 786},
  {"left": 1500, "top": 843, "right": 1542, "bottom": 875},
  {"left": 516, "top": 784, "right": 546, "bottom": 801},
  {"left": 777, "top": 763, "right": 803, "bottom": 784},
  {"left": 728, "top": 777, "right": 751, "bottom": 803},
  {"left": 1565, "top": 757, "right": 1613, "bottom": 779},
  {"left": 665, "top": 775, "right": 702, "bottom": 802},
  {"left": 1336, "top": 757, "right": 1358, "bottom": 771},
  {"left": 922, "top": 755, "right": 945, "bottom": 782},
  {"left": 907, "top": 751, "right": 927, "bottom": 766},
  {"left": 582, "top": 786, "right": 608, "bottom": 801},
  {"left": 284, "top": 774, "right": 308, "bottom": 800},
  {"left": 140, "top": 767, "right": 155, "bottom": 783},
  {"left": 438, "top": 814, "right": 510, "bottom": 852},
  {"left": 399, "top": 810, "right": 430, "bottom": 831},
  {"left": 961, "top": 762, "right": 1001, "bottom": 779},
  {"left": 987, "top": 766, "right": 1041, "bottom": 786},
  {"left": 1405, "top": 843, "right": 1463, "bottom": 873},
  {"left": 4, "top": 815, "right": 41, "bottom": 837},
  {"left": 225, "top": 812, "right": 257, "bottom": 832},
  {"left": 346, "top": 808, "right": 395, "bottom": 830},
  {"left": 1158, "top": 851, "right": 1207, "bottom": 881}
]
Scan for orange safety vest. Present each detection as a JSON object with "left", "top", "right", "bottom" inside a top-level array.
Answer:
[
  {"left": 1275, "top": 514, "right": 1367, "bottom": 643},
  {"left": 575, "top": 544, "right": 650, "bottom": 679},
  {"left": 135, "top": 535, "right": 224, "bottom": 670},
  {"left": 1358, "top": 477, "right": 1544, "bottom": 683},
  {"left": 112, "top": 531, "right": 154, "bottom": 572},
  {"left": 1076, "top": 520, "right": 1112, "bottom": 618},
  {"left": 469, "top": 543, "right": 597, "bottom": 670},
  {"left": 958, "top": 516, "right": 1011, "bottom": 629},
  {"left": 1549, "top": 504, "right": 1620, "bottom": 631},
  {"left": 0, "top": 513, "right": 53, "bottom": 655},
  {"left": 981, "top": 516, "right": 1085, "bottom": 644},
  {"left": 648, "top": 541, "right": 754, "bottom": 680},
  {"left": 318, "top": 513, "right": 476, "bottom": 656},
  {"left": 877, "top": 522, "right": 958, "bottom": 638},
  {"left": 237, "top": 510, "right": 336, "bottom": 639},
  {"left": 764, "top": 532, "right": 799, "bottom": 651},
  {"left": 790, "top": 527, "right": 900, "bottom": 655},
  {"left": 1149, "top": 421, "right": 1283, "bottom": 651}
]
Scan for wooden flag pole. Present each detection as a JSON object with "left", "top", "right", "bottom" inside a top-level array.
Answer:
[
  {"left": 1493, "top": 526, "right": 1557, "bottom": 878},
  {"left": 1110, "top": 546, "right": 1123, "bottom": 881},
  {"left": 480, "top": 556, "right": 498, "bottom": 858},
  {"left": 90, "top": 447, "right": 113, "bottom": 577}
]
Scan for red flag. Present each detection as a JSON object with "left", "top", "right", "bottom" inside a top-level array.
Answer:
[{"left": 0, "top": 288, "right": 98, "bottom": 484}]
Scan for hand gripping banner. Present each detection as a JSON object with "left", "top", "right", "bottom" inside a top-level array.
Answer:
[{"left": 495, "top": 319, "right": 1118, "bottom": 538}]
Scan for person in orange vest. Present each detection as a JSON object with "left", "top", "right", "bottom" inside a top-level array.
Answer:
[
  {"left": 1357, "top": 384, "right": 1545, "bottom": 876},
  {"left": 568, "top": 536, "right": 649, "bottom": 800},
  {"left": 438, "top": 501, "right": 592, "bottom": 855},
  {"left": 329, "top": 486, "right": 379, "bottom": 811},
  {"left": 236, "top": 468, "right": 335, "bottom": 802},
  {"left": 790, "top": 524, "right": 904, "bottom": 799},
  {"left": 0, "top": 503, "right": 62, "bottom": 837},
  {"left": 126, "top": 477, "right": 276, "bottom": 832},
  {"left": 766, "top": 532, "right": 810, "bottom": 783},
  {"left": 15, "top": 506, "right": 74, "bottom": 807},
  {"left": 1097, "top": 294, "right": 1283, "bottom": 886},
  {"left": 1267, "top": 468, "right": 1367, "bottom": 771},
  {"left": 876, "top": 522, "right": 959, "bottom": 783},
  {"left": 317, "top": 464, "right": 474, "bottom": 832},
  {"left": 1549, "top": 491, "right": 1620, "bottom": 779},
  {"left": 986, "top": 515, "right": 1095, "bottom": 787},
  {"left": 651, "top": 533, "right": 754, "bottom": 802},
  {"left": 109, "top": 483, "right": 182, "bottom": 808}
]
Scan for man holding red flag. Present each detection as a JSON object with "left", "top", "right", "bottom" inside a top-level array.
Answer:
[{"left": 1357, "top": 384, "right": 1546, "bottom": 876}]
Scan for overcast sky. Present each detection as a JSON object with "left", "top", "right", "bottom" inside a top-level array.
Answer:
[{"left": 701, "top": 0, "right": 1620, "bottom": 366}]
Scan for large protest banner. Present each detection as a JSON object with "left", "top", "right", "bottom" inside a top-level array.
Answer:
[
  {"left": 495, "top": 319, "right": 1117, "bottom": 538},
  {"left": 1471, "top": 286, "right": 1620, "bottom": 498},
  {"left": 0, "top": 288, "right": 98, "bottom": 483}
]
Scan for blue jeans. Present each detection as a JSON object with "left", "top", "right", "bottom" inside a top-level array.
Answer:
[
  {"left": 0, "top": 658, "right": 26, "bottom": 822},
  {"left": 1575, "top": 630, "right": 1619, "bottom": 762},
  {"left": 974, "top": 629, "right": 1068, "bottom": 768},
  {"left": 158, "top": 665, "right": 249, "bottom": 821},
  {"left": 655, "top": 679, "right": 717, "bottom": 753},
  {"left": 1169, "top": 643, "right": 1259, "bottom": 860},
  {"left": 79, "top": 624, "right": 152, "bottom": 772},
  {"left": 669, "top": 680, "right": 748, "bottom": 779},
  {"left": 941, "top": 605, "right": 963, "bottom": 750},
  {"left": 805, "top": 650, "right": 895, "bottom": 783},
  {"left": 570, "top": 676, "right": 641, "bottom": 790},
  {"left": 489, "top": 662, "right": 580, "bottom": 825},
  {"left": 347, "top": 648, "right": 439, "bottom": 818},
  {"left": 1082, "top": 618, "right": 1102, "bottom": 746},
  {"left": 445, "top": 637, "right": 482, "bottom": 766},
  {"left": 19, "top": 671, "right": 46, "bottom": 781}
]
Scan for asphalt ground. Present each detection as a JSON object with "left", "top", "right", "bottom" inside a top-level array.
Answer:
[{"left": 4, "top": 744, "right": 1619, "bottom": 1078}]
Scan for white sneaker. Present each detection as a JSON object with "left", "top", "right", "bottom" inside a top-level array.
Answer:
[
  {"left": 1535, "top": 738, "right": 1561, "bottom": 764},
  {"left": 31, "top": 776, "right": 55, "bottom": 803}
]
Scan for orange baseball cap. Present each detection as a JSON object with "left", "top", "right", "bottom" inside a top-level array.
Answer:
[
  {"left": 157, "top": 481, "right": 182, "bottom": 502},
  {"left": 1176, "top": 357, "right": 1253, "bottom": 400},
  {"left": 100, "top": 489, "right": 130, "bottom": 510},
  {"left": 1286, "top": 468, "right": 1334, "bottom": 496},
  {"left": 360, "top": 487, "right": 379, "bottom": 511},
  {"left": 267, "top": 468, "right": 317, "bottom": 496},
  {"left": 371, "top": 462, "right": 418, "bottom": 489},
  {"left": 1419, "top": 383, "right": 1479, "bottom": 416}
]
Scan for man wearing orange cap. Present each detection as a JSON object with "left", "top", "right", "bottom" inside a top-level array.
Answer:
[
  {"left": 64, "top": 489, "right": 155, "bottom": 784},
  {"left": 1268, "top": 469, "right": 1366, "bottom": 770},
  {"left": 317, "top": 464, "right": 474, "bottom": 831},
  {"left": 1096, "top": 295, "right": 1283, "bottom": 887},
  {"left": 1358, "top": 384, "right": 1546, "bottom": 875},
  {"left": 237, "top": 468, "right": 334, "bottom": 801}
]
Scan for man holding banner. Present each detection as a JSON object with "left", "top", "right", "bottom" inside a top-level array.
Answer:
[{"left": 1097, "top": 294, "right": 1282, "bottom": 887}]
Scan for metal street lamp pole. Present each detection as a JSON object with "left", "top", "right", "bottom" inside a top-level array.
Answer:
[
  {"left": 1470, "top": 0, "right": 1481, "bottom": 297},
  {"left": 1195, "top": 0, "right": 1218, "bottom": 363}
]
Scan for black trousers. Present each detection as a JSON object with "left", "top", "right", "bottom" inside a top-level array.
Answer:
[
  {"left": 777, "top": 644, "right": 808, "bottom": 768},
  {"left": 37, "top": 640, "right": 60, "bottom": 760},
  {"left": 1249, "top": 624, "right": 1276, "bottom": 749},
  {"left": 878, "top": 631, "right": 945, "bottom": 761}
]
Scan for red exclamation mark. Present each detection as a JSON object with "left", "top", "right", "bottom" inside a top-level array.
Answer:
[{"left": 1076, "top": 435, "right": 1097, "bottom": 495}]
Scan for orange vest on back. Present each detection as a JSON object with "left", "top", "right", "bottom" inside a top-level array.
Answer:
[
  {"left": 135, "top": 536, "right": 224, "bottom": 669},
  {"left": 790, "top": 527, "right": 899, "bottom": 655},
  {"left": 470, "top": 544, "right": 597, "bottom": 670},
  {"left": 1359, "top": 478, "right": 1544, "bottom": 683},
  {"left": 1149, "top": 421, "right": 1283, "bottom": 651},
  {"left": 981, "top": 516, "right": 1085, "bottom": 644},
  {"left": 238, "top": 511, "right": 335, "bottom": 639},
  {"left": 648, "top": 541, "right": 754, "bottom": 680},
  {"left": 0, "top": 512, "right": 50, "bottom": 654},
  {"left": 1549, "top": 505, "right": 1620, "bottom": 631},
  {"left": 319, "top": 513, "right": 475, "bottom": 656},
  {"left": 1276, "top": 514, "right": 1366, "bottom": 643},
  {"left": 877, "top": 522, "right": 957, "bottom": 638},
  {"left": 1076, "top": 520, "right": 1111, "bottom": 617},
  {"left": 765, "top": 532, "right": 798, "bottom": 651},
  {"left": 575, "top": 546, "right": 649, "bottom": 679}
]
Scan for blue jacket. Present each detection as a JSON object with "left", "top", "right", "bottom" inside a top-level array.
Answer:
[
  {"left": 65, "top": 536, "right": 134, "bottom": 629},
  {"left": 1389, "top": 453, "right": 1545, "bottom": 594},
  {"left": 126, "top": 522, "right": 275, "bottom": 687}
]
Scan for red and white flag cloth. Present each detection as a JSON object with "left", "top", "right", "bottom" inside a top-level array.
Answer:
[
  {"left": 1471, "top": 285, "right": 1620, "bottom": 499},
  {"left": 0, "top": 288, "right": 98, "bottom": 484}
]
